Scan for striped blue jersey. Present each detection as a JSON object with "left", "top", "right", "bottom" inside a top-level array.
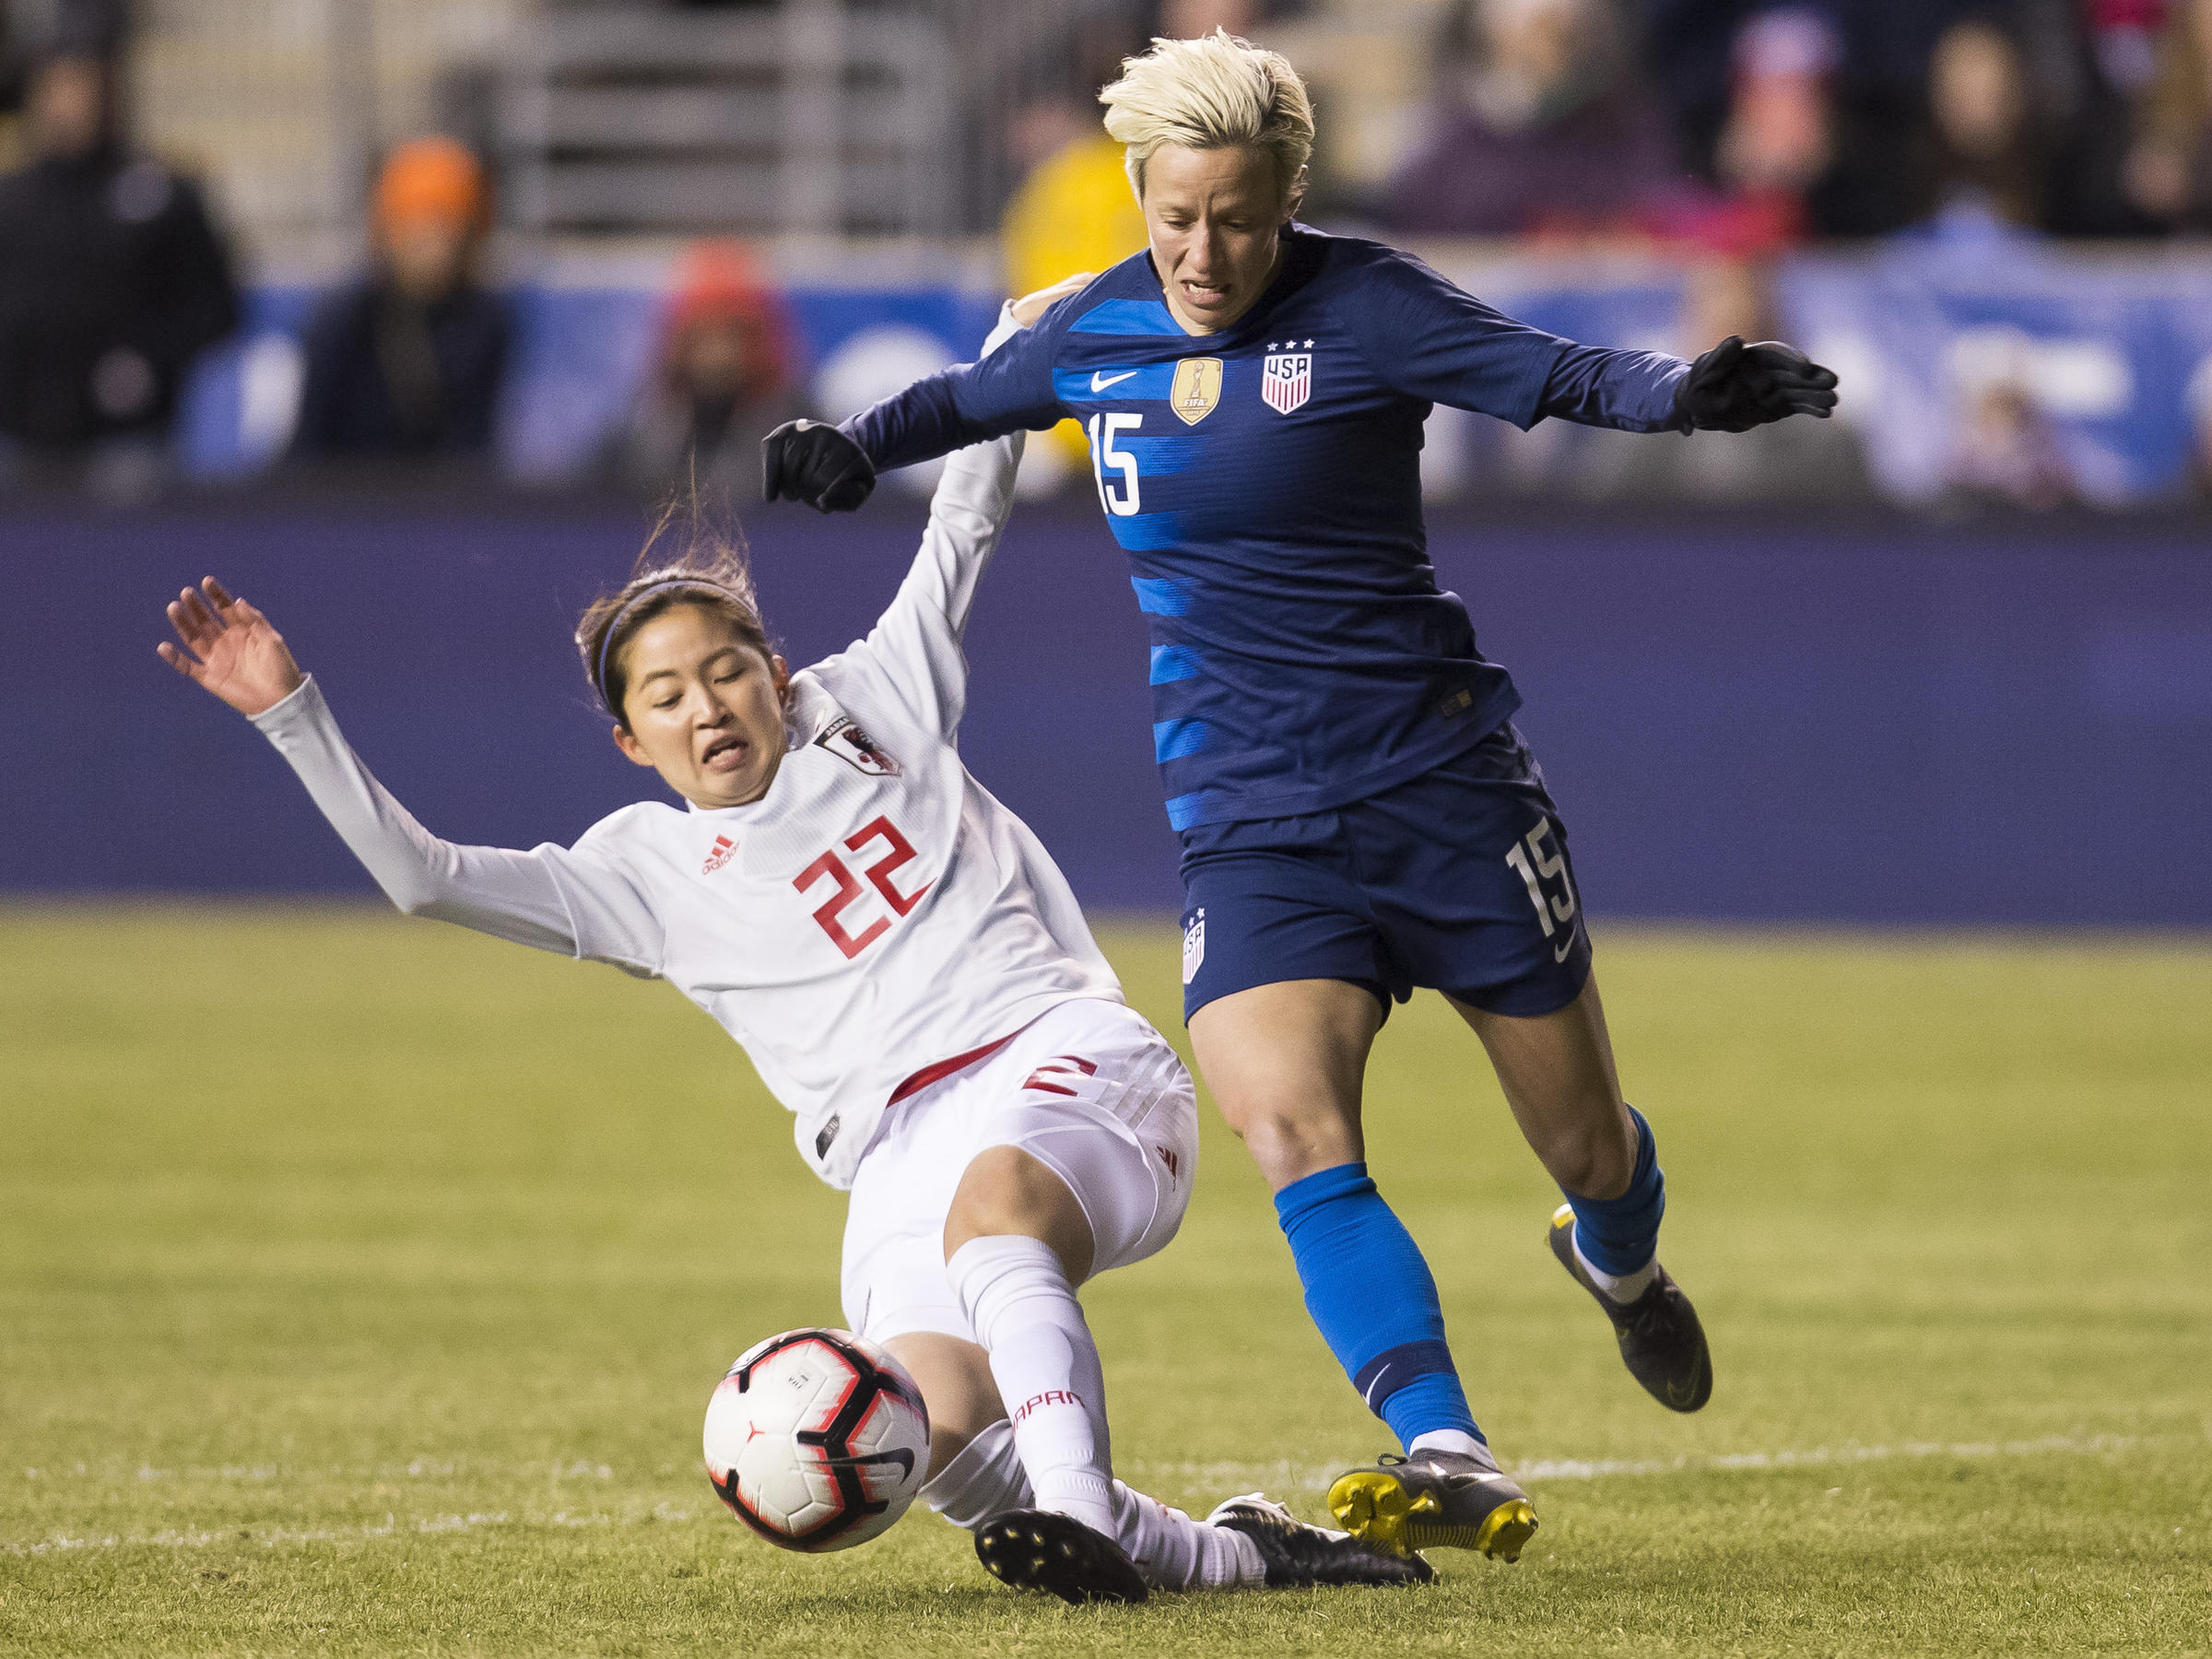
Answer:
[{"left": 846, "top": 224, "right": 1689, "bottom": 830}]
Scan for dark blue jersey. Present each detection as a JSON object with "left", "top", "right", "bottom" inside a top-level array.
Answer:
[{"left": 846, "top": 224, "right": 1688, "bottom": 830}]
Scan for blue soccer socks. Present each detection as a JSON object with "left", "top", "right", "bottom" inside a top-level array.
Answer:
[
  {"left": 1565, "top": 1104, "right": 1665, "bottom": 1278},
  {"left": 1273, "top": 1161, "right": 1483, "bottom": 1449}
]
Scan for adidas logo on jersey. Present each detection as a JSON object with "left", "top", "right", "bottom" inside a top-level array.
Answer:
[
  {"left": 702, "top": 834, "right": 737, "bottom": 874},
  {"left": 815, "top": 716, "right": 900, "bottom": 776}
]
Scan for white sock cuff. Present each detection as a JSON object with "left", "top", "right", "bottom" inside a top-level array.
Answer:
[
  {"left": 947, "top": 1234, "right": 1076, "bottom": 1344},
  {"left": 1408, "top": 1430, "right": 1496, "bottom": 1467},
  {"left": 1572, "top": 1231, "right": 1660, "bottom": 1302},
  {"left": 918, "top": 1419, "right": 1031, "bottom": 1530}
]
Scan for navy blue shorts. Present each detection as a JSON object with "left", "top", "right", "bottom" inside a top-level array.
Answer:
[{"left": 1177, "top": 724, "right": 1593, "bottom": 1024}]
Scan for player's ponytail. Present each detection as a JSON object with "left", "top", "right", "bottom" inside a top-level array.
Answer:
[{"left": 575, "top": 497, "right": 774, "bottom": 728}]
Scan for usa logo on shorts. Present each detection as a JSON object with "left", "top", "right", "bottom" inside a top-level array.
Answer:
[
  {"left": 1181, "top": 908, "right": 1206, "bottom": 984},
  {"left": 1261, "top": 346, "right": 1312, "bottom": 415}
]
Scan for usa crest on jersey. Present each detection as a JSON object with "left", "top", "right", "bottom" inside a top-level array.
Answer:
[{"left": 1261, "top": 350, "right": 1312, "bottom": 415}]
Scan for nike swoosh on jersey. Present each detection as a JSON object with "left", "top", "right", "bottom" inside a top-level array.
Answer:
[
  {"left": 1090, "top": 370, "right": 1138, "bottom": 393},
  {"left": 1553, "top": 920, "right": 1580, "bottom": 963}
]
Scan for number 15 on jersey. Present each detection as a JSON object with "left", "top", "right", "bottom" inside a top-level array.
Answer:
[{"left": 1088, "top": 413, "right": 1141, "bottom": 517}]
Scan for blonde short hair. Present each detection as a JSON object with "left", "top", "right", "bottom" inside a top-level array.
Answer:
[{"left": 1099, "top": 29, "right": 1314, "bottom": 209}]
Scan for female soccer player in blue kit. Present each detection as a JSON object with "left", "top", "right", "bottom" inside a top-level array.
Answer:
[{"left": 763, "top": 31, "right": 1837, "bottom": 1563}]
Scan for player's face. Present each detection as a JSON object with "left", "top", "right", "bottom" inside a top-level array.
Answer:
[
  {"left": 610, "top": 605, "right": 790, "bottom": 809},
  {"left": 1141, "top": 143, "right": 1291, "bottom": 335}
]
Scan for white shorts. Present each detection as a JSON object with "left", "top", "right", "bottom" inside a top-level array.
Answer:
[{"left": 839, "top": 998, "right": 1199, "bottom": 1347}]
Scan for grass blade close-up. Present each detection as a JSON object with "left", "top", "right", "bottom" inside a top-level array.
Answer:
[{"left": 3, "top": 906, "right": 2206, "bottom": 1657}]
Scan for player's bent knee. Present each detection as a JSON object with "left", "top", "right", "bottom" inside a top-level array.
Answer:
[
  {"left": 1544, "top": 1116, "right": 1636, "bottom": 1201},
  {"left": 942, "top": 1146, "right": 1095, "bottom": 1281}
]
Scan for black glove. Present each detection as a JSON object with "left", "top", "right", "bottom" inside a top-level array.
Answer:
[
  {"left": 1673, "top": 335, "right": 1840, "bottom": 433},
  {"left": 762, "top": 419, "right": 877, "bottom": 513}
]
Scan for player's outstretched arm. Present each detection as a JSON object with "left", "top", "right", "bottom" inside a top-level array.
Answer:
[
  {"left": 762, "top": 279, "right": 1075, "bottom": 513},
  {"left": 157, "top": 578, "right": 659, "bottom": 972},
  {"left": 1672, "top": 335, "right": 1840, "bottom": 433},
  {"left": 831, "top": 279, "right": 1087, "bottom": 737}
]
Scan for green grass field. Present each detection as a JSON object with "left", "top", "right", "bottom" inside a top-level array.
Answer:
[{"left": 4, "top": 906, "right": 2208, "bottom": 1657}]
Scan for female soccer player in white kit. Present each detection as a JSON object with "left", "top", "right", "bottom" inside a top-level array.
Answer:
[{"left": 157, "top": 300, "right": 1427, "bottom": 1606}]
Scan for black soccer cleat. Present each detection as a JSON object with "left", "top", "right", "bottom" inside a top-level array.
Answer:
[
  {"left": 1549, "top": 1203, "right": 1713, "bottom": 1412},
  {"left": 975, "top": 1509, "right": 1149, "bottom": 1605},
  {"left": 1206, "top": 1493, "right": 1435, "bottom": 1588},
  {"left": 1325, "top": 1452, "right": 1537, "bottom": 1561}
]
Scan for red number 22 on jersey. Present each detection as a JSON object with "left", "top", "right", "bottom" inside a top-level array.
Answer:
[{"left": 794, "top": 815, "right": 932, "bottom": 959}]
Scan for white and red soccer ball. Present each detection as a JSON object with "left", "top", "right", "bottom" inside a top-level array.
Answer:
[{"left": 703, "top": 1328, "right": 931, "bottom": 1552}]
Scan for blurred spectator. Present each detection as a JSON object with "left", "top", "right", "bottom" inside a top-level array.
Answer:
[
  {"left": 1946, "top": 377, "right": 2076, "bottom": 510},
  {"left": 2124, "top": 0, "right": 2212, "bottom": 228},
  {"left": 1386, "top": 0, "right": 1681, "bottom": 237},
  {"left": 1576, "top": 255, "right": 1870, "bottom": 500},
  {"left": 291, "top": 137, "right": 508, "bottom": 463},
  {"left": 1711, "top": 9, "right": 1837, "bottom": 220},
  {"left": 0, "top": 43, "right": 238, "bottom": 495},
  {"left": 1916, "top": 18, "right": 2050, "bottom": 229},
  {"left": 605, "top": 240, "right": 798, "bottom": 499},
  {"left": 2088, "top": 0, "right": 2173, "bottom": 94},
  {"left": 1635, "top": 0, "right": 2149, "bottom": 235}
]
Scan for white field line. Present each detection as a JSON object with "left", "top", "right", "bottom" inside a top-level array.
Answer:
[
  {"left": 2, "top": 1502, "right": 699, "bottom": 1558},
  {"left": 1127, "top": 1430, "right": 2178, "bottom": 1496},
  {"left": 3, "top": 1432, "right": 2184, "bottom": 1559}
]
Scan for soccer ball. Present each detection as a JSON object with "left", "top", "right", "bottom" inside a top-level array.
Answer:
[{"left": 703, "top": 1327, "right": 931, "bottom": 1552}]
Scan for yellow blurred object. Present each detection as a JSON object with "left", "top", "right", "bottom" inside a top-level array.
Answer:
[{"left": 1001, "top": 133, "right": 1149, "bottom": 468}]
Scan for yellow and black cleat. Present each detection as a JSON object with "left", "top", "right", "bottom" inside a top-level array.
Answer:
[
  {"left": 1326, "top": 1452, "right": 1539, "bottom": 1562},
  {"left": 1549, "top": 1203, "right": 1713, "bottom": 1412}
]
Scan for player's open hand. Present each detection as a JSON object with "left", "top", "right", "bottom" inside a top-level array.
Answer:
[
  {"left": 762, "top": 418, "right": 876, "bottom": 513},
  {"left": 158, "top": 577, "right": 305, "bottom": 718},
  {"left": 1673, "top": 335, "right": 1840, "bottom": 433}
]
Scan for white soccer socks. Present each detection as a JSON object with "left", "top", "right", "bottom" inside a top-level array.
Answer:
[
  {"left": 1109, "top": 1477, "right": 1265, "bottom": 1589},
  {"left": 918, "top": 1420, "right": 1262, "bottom": 1591},
  {"left": 945, "top": 1233, "right": 1264, "bottom": 1591},
  {"left": 919, "top": 1418, "right": 1033, "bottom": 1528},
  {"left": 947, "top": 1234, "right": 1117, "bottom": 1535}
]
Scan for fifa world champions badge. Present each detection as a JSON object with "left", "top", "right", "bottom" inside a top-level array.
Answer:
[
  {"left": 1171, "top": 357, "right": 1222, "bottom": 426},
  {"left": 1262, "top": 344, "right": 1313, "bottom": 415}
]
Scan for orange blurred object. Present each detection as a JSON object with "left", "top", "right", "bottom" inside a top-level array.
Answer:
[
  {"left": 372, "top": 136, "right": 489, "bottom": 235},
  {"left": 656, "top": 240, "right": 794, "bottom": 401}
]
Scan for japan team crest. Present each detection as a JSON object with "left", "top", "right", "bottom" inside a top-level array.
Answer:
[
  {"left": 1261, "top": 348, "right": 1312, "bottom": 415},
  {"left": 815, "top": 716, "right": 900, "bottom": 776}
]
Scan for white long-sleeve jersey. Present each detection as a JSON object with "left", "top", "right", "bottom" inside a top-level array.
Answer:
[{"left": 251, "top": 356, "right": 1123, "bottom": 1189}]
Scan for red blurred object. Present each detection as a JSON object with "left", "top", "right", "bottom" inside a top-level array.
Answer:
[
  {"left": 656, "top": 240, "right": 795, "bottom": 403},
  {"left": 2085, "top": 0, "right": 2166, "bottom": 27}
]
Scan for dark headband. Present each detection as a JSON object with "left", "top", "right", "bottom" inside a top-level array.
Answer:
[{"left": 592, "top": 578, "right": 735, "bottom": 711}]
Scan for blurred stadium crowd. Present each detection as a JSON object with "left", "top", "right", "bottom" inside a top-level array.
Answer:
[{"left": 3, "top": 0, "right": 2211, "bottom": 510}]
